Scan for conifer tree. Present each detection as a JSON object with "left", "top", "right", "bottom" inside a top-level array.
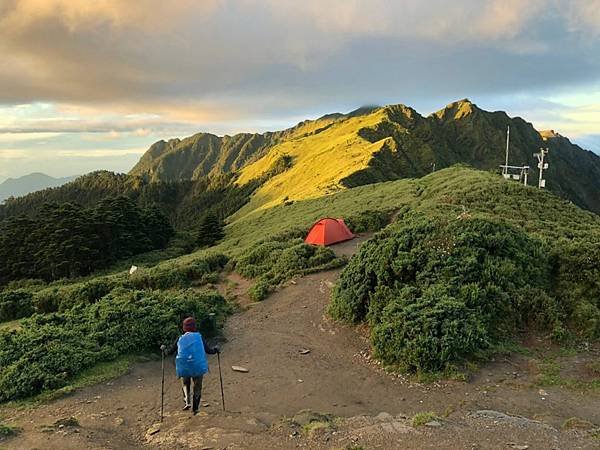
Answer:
[{"left": 196, "top": 212, "right": 224, "bottom": 247}]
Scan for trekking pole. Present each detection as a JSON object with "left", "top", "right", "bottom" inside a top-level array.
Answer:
[
  {"left": 217, "top": 351, "right": 225, "bottom": 411},
  {"left": 160, "top": 344, "right": 166, "bottom": 422}
]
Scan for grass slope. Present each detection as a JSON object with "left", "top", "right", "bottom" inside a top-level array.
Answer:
[
  {"left": 231, "top": 100, "right": 600, "bottom": 217},
  {"left": 234, "top": 109, "right": 391, "bottom": 217}
]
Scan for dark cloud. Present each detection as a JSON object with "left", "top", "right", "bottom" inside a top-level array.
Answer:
[
  {"left": 0, "top": 0, "right": 599, "bottom": 113},
  {"left": 0, "top": 0, "right": 599, "bottom": 178}
]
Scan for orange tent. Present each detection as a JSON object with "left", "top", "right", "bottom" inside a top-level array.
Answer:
[{"left": 305, "top": 218, "right": 355, "bottom": 246}]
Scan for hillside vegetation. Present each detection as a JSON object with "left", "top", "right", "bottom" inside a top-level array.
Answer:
[
  {"left": 0, "top": 162, "right": 598, "bottom": 401},
  {"left": 2, "top": 100, "right": 599, "bottom": 230},
  {"left": 328, "top": 168, "right": 600, "bottom": 372},
  {"left": 125, "top": 99, "right": 600, "bottom": 216},
  {"left": 0, "top": 197, "right": 173, "bottom": 284}
]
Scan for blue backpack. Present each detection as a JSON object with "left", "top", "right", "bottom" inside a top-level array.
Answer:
[{"left": 176, "top": 332, "right": 209, "bottom": 378}]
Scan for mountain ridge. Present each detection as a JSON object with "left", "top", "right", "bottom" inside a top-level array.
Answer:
[
  {"left": 0, "top": 173, "right": 78, "bottom": 203},
  {"left": 2, "top": 100, "right": 599, "bottom": 223}
]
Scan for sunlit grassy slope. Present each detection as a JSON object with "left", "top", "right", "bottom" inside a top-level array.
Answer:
[{"left": 233, "top": 108, "right": 391, "bottom": 218}]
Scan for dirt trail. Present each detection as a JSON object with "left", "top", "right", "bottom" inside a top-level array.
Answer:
[{"left": 2, "top": 237, "right": 599, "bottom": 449}]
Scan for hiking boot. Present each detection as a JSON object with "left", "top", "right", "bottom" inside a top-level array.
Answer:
[{"left": 192, "top": 396, "right": 200, "bottom": 415}]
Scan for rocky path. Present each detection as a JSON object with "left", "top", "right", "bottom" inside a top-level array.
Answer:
[{"left": 2, "top": 237, "right": 599, "bottom": 449}]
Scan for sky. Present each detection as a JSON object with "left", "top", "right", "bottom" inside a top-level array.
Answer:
[{"left": 1, "top": 0, "right": 600, "bottom": 181}]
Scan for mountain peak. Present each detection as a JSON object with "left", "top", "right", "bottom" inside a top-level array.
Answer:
[
  {"left": 539, "top": 129, "right": 564, "bottom": 140},
  {"left": 433, "top": 98, "right": 481, "bottom": 121}
]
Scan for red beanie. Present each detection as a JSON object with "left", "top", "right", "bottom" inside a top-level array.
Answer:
[{"left": 182, "top": 317, "right": 196, "bottom": 332}]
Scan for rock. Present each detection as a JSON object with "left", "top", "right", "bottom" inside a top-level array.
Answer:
[
  {"left": 538, "top": 389, "right": 548, "bottom": 396},
  {"left": 470, "top": 410, "right": 555, "bottom": 431},
  {"left": 146, "top": 424, "right": 161, "bottom": 436},
  {"left": 114, "top": 417, "right": 125, "bottom": 426},
  {"left": 425, "top": 420, "right": 442, "bottom": 428},
  {"left": 54, "top": 417, "right": 79, "bottom": 428},
  {"left": 299, "top": 349, "right": 311, "bottom": 355},
  {"left": 375, "top": 412, "right": 393, "bottom": 422},
  {"left": 292, "top": 410, "right": 331, "bottom": 427},
  {"left": 232, "top": 366, "right": 249, "bottom": 373}
]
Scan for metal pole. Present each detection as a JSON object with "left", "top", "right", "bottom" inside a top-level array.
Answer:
[
  {"left": 217, "top": 351, "right": 225, "bottom": 411},
  {"left": 537, "top": 147, "right": 548, "bottom": 189},
  {"left": 504, "top": 125, "right": 510, "bottom": 176},
  {"left": 160, "top": 345, "right": 166, "bottom": 422}
]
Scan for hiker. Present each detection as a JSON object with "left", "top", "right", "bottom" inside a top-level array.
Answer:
[{"left": 162, "top": 317, "right": 219, "bottom": 415}]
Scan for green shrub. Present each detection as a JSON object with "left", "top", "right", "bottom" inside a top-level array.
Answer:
[
  {"left": 570, "top": 302, "right": 600, "bottom": 340},
  {"left": 235, "top": 237, "right": 343, "bottom": 300},
  {"left": 129, "top": 253, "right": 228, "bottom": 290},
  {"left": 248, "top": 279, "right": 271, "bottom": 301},
  {"left": 0, "top": 422, "right": 19, "bottom": 437},
  {"left": 411, "top": 412, "right": 438, "bottom": 427},
  {"left": 60, "top": 279, "right": 115, "bottom": 310},
  {"left": 371, "top": 285, "right": 489, "bottom": 371},
  {"left": 0, "top": 290, "right": 34, "bottom": 322},
  {"left": 0, "top": 289, "right": 229, "bottom": 402},
  {"left": 32, "top": 288, "right": 61, "bottom": 314},
  {"left": 330, "top": 216, "right": 556, "bottom": 371},
  {"left": 345, "top": 210, "right": 390, "bottom": 233}
]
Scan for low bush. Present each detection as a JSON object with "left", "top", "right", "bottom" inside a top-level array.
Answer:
[
  {"left": 128, "top": 253, "right": 228, "bottom": 290},
  {"left": 330, "top": 216, "right": 568, "bottom": 372},
  {"left": 30, "top": 278, "right": 123, "bottom": 315},
  {"left": 248, "top": 278, "right": 271, "bottom": 302},
  {"left": 235, "top": 237, "right": 344, "bottom": 300},
  {"left": 371, "top": 285, "right": 489, "bottom": 371},
  {"left": 0, "top": 288, "right": 229, "bottom": 402},
  {"left": 345, "top": 209, "right": 391, "bottom": 233},
  {"left": 411, "top": 412, "right": 438, "bottom": 427},
  {"left": 0, "top": 290, "right": 34, "bottom": 322}
]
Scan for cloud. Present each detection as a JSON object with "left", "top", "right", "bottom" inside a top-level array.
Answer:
[
  {"left": 567, "top": 0, "right": 600, "bottom": 35},
  {"left": 0, "top": 0, "right": 599, "bottom": 178},
  {"left": 1, "top": 0, "right": 599, "bottom": 109}
]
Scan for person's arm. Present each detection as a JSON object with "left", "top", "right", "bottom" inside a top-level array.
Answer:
[
  {"left": 165, "top": 337, "right": 179, "bottom": 356},
  {"left": 202, "top": 336, "right": 219, "bottom": 354}
]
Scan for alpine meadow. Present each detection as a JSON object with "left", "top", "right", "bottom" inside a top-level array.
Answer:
[{"left": 1, "top": 2, "right": 600, "bottom": 448}]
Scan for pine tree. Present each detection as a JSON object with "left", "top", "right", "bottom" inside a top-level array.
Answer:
[{"left": 196, "top": 212, "right": 224, "bottom": 248}]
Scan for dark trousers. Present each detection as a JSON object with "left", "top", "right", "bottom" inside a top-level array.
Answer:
[{"left": 181, "top": 375, "right": 203, "bottom": 411}]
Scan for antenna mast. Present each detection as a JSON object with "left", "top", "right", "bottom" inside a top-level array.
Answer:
[
  {"left": 503, "top": 126, "right": 510, "bottom": 177},
  {"left": 534, "top": 147, "right": 549, "bottom": 188}
]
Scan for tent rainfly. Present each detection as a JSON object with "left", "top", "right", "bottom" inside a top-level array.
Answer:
[{"left": 305, "top": 218, "right": 355, "bottom": 246}]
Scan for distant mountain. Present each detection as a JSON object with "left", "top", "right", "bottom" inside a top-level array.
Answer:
[
  {"left": 0, "top": 173, "right": 78, "bottom": 203},
  {"left": 129, "top": 99, "right": 600, "bottom": 216}
]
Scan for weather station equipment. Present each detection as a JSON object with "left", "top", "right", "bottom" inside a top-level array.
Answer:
[
  {"left": 534, "top": 147, "right": 549, "bottom": 188},
  {"left": 499, "top": 126, "right": 529, "bottom": 186}
]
